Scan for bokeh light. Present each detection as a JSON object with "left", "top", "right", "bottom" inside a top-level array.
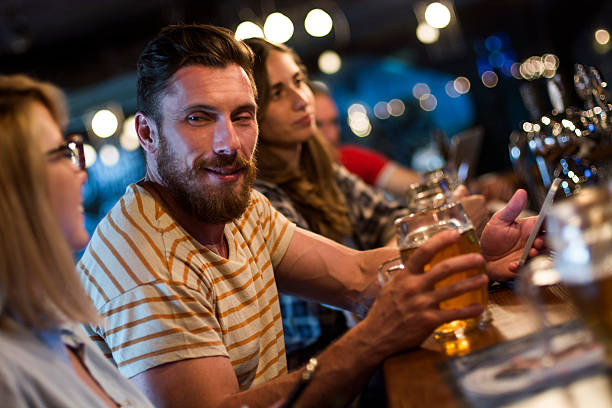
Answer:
[
  {"left": 91, "top": 109, "right": 118, "bottom": 138},
  {"left": 348, "top": 111, "right": 371, "bottom": 137},
  {"left": 387, "top": 99, "right": 405, "bottom": 116},
  {"left": 542, "top": 53, "right": 559, "bottom": 70},
  {"left": 318, "top": 50, "right": 342, "bottom": 74},
  {"left": 99, "top": 144, "right": 120, "bottom": 167},
  {"left": 348, "top": 103, "right": 367, "bottom": 116},
  {"left": 481, "top": 70, "right": 499, "bottom": 88},
  {"left": 119, "top": 116, "right": 140, "bottom": 151},
  {"left": 518, "top": 55, "right": 555, "bottom": 80},
  {"left": 453, "top": 77, "right": 471, "bottom": 94},
  {"left": 595, "top": 29, "right": 610, "bottom": 45},
  {"left": 419, "top": 94, "right": 438, "bottom": 111},
  {"left": 412, "top": 82, "right": 431, "bottom": 99},
  {"left": 235, "top": 21, "right": 264, "bottom": 40},
  {"left": 445, "top": 80, "right": 460, "bottom": 98},
  {"left": 264, "top": 12, "right": 294, "bottom": 44},
  {"left": 83, "top": 143, "right": 97, "bottom": 168},
  {"left": 416, "top": 23, "right": 439, "bottom": 44},
  {"left": 347, "top": 104, "right": 370, "bottom": 137},
  {"left": 424, "top": 2, "right": 451, "bottom": 29},
  {"left": 510, "top": 62, "right": 522, "bottom": 79},
  {"left": 484, "top": 35, "right": 502, "bottom": 52},
  {"left": 304, "top": 8, "right": 333, "bottom": 37},
  {"left": 374, "top": 102, "right": 390, "bottom": 119},
  {"left": 542, "top": 53, "right": 559, "bottom": 78}
]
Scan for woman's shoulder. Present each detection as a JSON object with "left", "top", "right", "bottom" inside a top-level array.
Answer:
[{"left": 254, "top": 179, "right": 292, "bottom": 205}]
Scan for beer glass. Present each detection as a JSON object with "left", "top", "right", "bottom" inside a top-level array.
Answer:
[
  {"left": 386, "top": 202, "right": 489, "bottom": 339},
  {"left": 405, "top": 176, "right": 454, "bottom": 213},
  {"left": 547, "top": 185, "right": 612, "bottom": 364},
  {"left": 420, "top": 168, "right": 459, "bottom": 189}
]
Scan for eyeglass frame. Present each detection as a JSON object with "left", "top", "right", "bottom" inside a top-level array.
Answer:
[{"left": 45, "top": 134, "right": 86, "bottom": 171}]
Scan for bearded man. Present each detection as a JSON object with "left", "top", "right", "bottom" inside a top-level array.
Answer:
[{"left": 78, "top": 24, "right": 542, "bottom": 408}]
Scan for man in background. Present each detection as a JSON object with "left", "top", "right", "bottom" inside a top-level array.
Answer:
[{"left": 311, "top": 81, "right": 420, "bottom": 196}]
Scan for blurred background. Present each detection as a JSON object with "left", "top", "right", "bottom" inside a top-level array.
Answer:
[{"left": 1, "top": 0, "right": 610, "bottom": 235}]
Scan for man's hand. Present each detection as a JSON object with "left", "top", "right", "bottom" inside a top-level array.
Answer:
[
  {"left": 362, "top": 230, "right": 488, "bottom": 357},
  {"left": 480, "top": 189, "right": 544, "bottom": 281},
  {"left": 452, "top": 185, "right": 489, "bottom": 237}
]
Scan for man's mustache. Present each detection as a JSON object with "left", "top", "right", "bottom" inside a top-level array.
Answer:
[{"left": 193, "top": 154, "right": 254, "bottom": 172}]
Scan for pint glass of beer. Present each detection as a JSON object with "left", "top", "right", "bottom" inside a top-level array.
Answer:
[
  {"left": 547, "top": 186, "right": 612, "bottom": 364},
  {"left": 395, "top": 202, "right": 489, "bottom": 339}
]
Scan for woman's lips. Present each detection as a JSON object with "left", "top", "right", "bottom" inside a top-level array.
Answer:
[{"left": 293, "top": 114, "right": 312, "bottom": 127}]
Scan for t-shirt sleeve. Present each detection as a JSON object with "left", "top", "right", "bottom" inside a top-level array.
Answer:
[
  {"left": 92, "top": 279, "right": 228, "bottom": 379},
  {"left": 339, "top": 145, "right": 389, "bottom": 186},
  {"left": 249, "top": 190, "right": 296, "bottom": 269}
]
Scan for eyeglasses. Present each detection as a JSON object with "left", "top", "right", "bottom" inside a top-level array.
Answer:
[{"left": 45, "top": 134, "right": 86, "bottom": 171}]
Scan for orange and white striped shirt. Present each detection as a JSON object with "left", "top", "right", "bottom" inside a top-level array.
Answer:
[{"left": 77, "top": 184, "right": 295, "bottom": 389}]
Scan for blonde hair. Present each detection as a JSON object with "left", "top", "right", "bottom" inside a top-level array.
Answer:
[{"left": 0, "top": 74, "right": 98, "bottom": 329}]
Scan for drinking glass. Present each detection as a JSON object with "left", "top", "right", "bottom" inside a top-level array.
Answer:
[
  {"left": 546, "top": 185, "right": 612, "bottom": 365},
  {"left": 405, "top": 176, "right": 454, "bottom": 213},
  {"left": 380, "top": 202, "right": 489, "bottom": 340}
]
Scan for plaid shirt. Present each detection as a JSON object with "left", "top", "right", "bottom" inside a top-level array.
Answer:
[{"left": 254, "top": 164, "right": 409, "bottom": 351}]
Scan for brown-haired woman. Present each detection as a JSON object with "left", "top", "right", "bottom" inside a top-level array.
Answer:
[{"left": 244, "top": 38, "right": 410, "bottom": 369}]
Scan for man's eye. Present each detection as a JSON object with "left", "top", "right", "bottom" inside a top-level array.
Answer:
[{"left": 187, "top": 113, "right": 211, "bottom": 125}]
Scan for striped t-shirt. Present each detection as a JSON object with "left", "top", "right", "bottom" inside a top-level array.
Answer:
[{"left": 77, "top": 184, "right": 295, "bottom": 389}]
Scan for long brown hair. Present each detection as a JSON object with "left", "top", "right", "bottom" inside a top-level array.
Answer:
[
  {"left": 0, "top": 74, "right": 99, "bottom": 329},
  {"left": 244, "top": 38, "right": 352, "bottom": 241}
]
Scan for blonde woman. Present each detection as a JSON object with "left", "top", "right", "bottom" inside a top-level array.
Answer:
[{"left": 0, "top": 74, "right": 153, "bottom": 407}]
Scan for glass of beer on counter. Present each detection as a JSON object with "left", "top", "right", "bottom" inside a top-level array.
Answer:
[
  {"left": 396, "top": 202, "right": 489, "bottom": 339},
  {"left": 547, "top": 185, "right": 612, "bottom": 364}
]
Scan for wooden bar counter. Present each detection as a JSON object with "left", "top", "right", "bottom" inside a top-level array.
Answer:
[{"left": 383, "top": 285, "right": 577, "bottom": 408}]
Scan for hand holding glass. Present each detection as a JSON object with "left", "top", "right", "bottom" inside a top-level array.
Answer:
[{"left": 379, "top": 202, "right": 489, "bottom": 340}]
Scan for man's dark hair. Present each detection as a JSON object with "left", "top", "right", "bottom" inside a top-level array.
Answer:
[{"left": 137, "top": 24, "right": 256, "bottom": 125}]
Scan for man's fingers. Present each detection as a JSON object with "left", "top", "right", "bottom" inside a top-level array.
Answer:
[
  {"left": 425, "top": 252, "right": 486, "bottom": 287},
  {"left": 533, "top": 237, "right": 545, "bottom": 249},
  {"left": 431, "top": 273, "right": 488, "bottom": 303},
  {"left": 435, "top": 304, "right": 485, "bottom": 325},
  {"left": 407, "top": 230, "right": 460, "bottom": 272},
  {"left": 492, "top": 189, "right": 527, "bottom": 224}
]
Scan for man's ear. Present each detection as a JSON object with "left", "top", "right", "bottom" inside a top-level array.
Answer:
[{"left": 135, "top": 112, "right": 159, "bottom": 154}]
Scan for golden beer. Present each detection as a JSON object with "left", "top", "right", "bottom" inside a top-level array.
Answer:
[
  {"left": 566, "top": 274, "right": 612, "bottom": 363},
  {"left": 400, "top": 228, "right": 487, "bottom": 337}
]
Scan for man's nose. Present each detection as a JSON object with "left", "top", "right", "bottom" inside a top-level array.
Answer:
[{"left": 213, "top": 118, "right": 240, "bottom": 155}]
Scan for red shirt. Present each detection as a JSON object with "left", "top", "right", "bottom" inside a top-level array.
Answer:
[{"left": 339, "top": 144, "right": 389, "bottom": 186}]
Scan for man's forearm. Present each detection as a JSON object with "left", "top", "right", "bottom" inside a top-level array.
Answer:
[
  {"left": 276, "top": 228, "right": 398, "bottom": 311},
  {"left": 219, "top": 320, "right": 384, "bottom": 408}
]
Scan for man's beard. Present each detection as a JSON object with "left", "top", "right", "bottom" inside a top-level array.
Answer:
[{"left": 157, "top": 134, "right": 257, "bottom": 224}]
